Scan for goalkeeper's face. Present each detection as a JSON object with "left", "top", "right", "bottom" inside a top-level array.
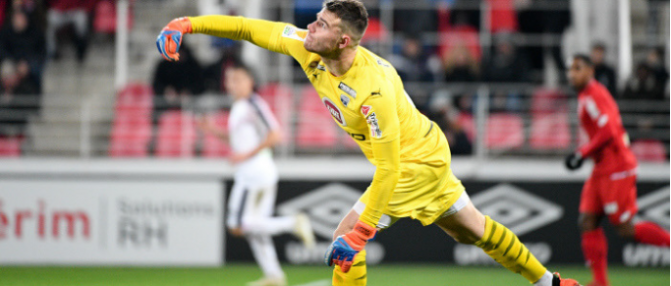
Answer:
[{"left": 305, "top": 10, "right": 349, "bottom": 56}]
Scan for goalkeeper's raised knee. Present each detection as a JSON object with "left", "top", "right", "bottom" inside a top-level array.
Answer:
[
  {"left": 333, "top": 249, "right": 367, "bottom": 286},
  {"left": 475, "top": 216, "right": 547, "bottom": 283}
]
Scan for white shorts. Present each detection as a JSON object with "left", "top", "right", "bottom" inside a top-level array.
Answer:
[
  {"left": 353, "top": 191, "right": 471, "bottom": 230},
  {"left": 226, "top": 180, "right": 277, "bottom": 229}
]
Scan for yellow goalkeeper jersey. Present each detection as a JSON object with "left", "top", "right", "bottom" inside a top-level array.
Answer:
[{"left": 189, "top": 16, "right": 460, "bottom": 226}]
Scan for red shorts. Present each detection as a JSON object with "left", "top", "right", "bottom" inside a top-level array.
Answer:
[{"left": 579, "top": 171, "right": 638, "bottom": 225}]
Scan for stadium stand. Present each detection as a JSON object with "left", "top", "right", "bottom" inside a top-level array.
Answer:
[
  {"left": 200, "top": 110, "right": 231, "bottom": 158},
  {"left": 108, "top": 83, "right": 153, "bottom": 157},
  {"left": 486, "top": 113, "right": 524, "bottom": 149},
  {"left": 630, "top": 139, "right": 668, "bottom": 162},
  {"left": 296, "top": 86, "right": 337, "bottom": 149},
  {"left": 0, "top": 136, "right": 22, "bottom": 157},
  {"left": 155, "top": 110, "right": 197, "bottom": 157}
]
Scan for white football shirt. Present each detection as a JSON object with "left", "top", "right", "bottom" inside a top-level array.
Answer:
[{"left": 228, "top": 94, "right": 280, "bottom": 186}]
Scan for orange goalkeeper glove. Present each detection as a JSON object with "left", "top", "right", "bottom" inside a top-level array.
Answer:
[
  {"left": 325, "top": 221, "right": 376, "bottom": 273},
  {"left": 156, "top": 17, "right": 192, "bottom": 61}
]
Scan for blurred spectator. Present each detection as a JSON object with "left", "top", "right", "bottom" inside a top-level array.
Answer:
[
  {"left": 389, "top": 36, "right": 435, "bottom": 82},
  {"left": 152, "top": 44, "right": 204, "bottom": 116},
  {"left": 645, "top": 47, "right": 669, "bottom": 87},
  {"left": 0, "top": 9, "right": 46, "bottom": 79},
  {"left": 443, "top": 44, "right": 479, "bottom": 82},
  {"left": 203, "top": 45, "right": 242, "bottom": 94},
  {"left": 482, "top": 33, "right": 530, "bottom": 82},
  {"left": 394, "top": 0, "right": 438, "bottom": 36},
  {"left": 438, "top": 9, "right": 482, "bottom": 64},
  {"left": 443, "top": 0, "right": 481, "bottom": 30},
  {"left": 11, "top": 0, "right": 47, "bottom": 29},
  {"left": 428, "top": 94, "right": 472, "bottom": 155},
  {"left": 0, "top": 59, "right": 40, "bottom": 136},
  {"left": 518, "top": 0, "right": 570, "bottom": 76},
  {"left": 0, "top": 59, "right": 40, "bottom": 95},
  {"left": 46, "top": 0, "right": 94, "bottom": 62},
  {"left": 622, "top": 63, "right": 665, "bottom": 100},
  {"left": 591, "top": 43, "right": 617, "bottom": 95}
]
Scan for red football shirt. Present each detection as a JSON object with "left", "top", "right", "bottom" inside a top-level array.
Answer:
[{"left": 577, "top": 79, "right": 637, "bottom": 176}]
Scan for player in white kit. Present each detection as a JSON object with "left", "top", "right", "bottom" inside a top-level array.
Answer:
[{"left": 198, "top": 63, "right": 315, "bottom": 286}]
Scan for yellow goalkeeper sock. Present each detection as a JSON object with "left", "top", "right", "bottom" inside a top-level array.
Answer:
[
  {"left": 475, "top": 216, "right": 547, "bottom": 283},
  {"left": 333, "top": 249, "right": 367, "bottom": 286}
]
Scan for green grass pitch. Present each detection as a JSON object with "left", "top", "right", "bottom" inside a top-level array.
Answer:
[{"left": 1, "top": 264, "right": 668, "bottom": 286}]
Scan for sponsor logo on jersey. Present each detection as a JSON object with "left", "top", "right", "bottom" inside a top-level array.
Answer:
[
  {"left": 316, "top": 64, "right": 326, "bottom": 71},
  {"left": 361, "top": 105, "right": 372, "bottom": 117},
  {"left": 281, "top": 25, "right": 305, "bottom": 41},
  {"left": 471, "top": 184, "right": 563, "bottom": 236},
  {"left": 347, "top": 132, "right": 366, "bottom": 141},
  {"left": 377, "top": 59, "right": 390, "bottom": 68},
  {"left": 323, "top": 97, "right": 347, "bottom": 126},
  {"left": 338, "top": 82, "right": 357, "bottom": 98},
  {"left": 282, "top": 26, "right": 295, "bottom": 36},
  {"left": 367, "top": 112, "right": 382, "bottom": 138},
  {"left": 340, "top": 94, "right": 350, "bottom": 107}
]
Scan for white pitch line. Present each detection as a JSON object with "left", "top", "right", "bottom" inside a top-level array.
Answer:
[{"left": 292, "top": 279, "right": 331, "bottom": 286}]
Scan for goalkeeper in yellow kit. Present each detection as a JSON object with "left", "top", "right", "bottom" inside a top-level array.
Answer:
[{"left": 156, "top": 1, "right": 580, "bottom": 285}]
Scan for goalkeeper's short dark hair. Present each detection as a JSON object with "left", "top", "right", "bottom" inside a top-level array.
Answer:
[{"left": 323, "top": 0, "right": 369, "bottom": 43}]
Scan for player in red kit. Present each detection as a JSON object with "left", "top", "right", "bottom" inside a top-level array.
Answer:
[{"left": 565, "top": 55, "right": 670, "bottom": 286}]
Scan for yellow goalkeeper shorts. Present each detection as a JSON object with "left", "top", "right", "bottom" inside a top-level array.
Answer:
[{"left": 356, "top": 161, "right": 465, "bottom": 227}]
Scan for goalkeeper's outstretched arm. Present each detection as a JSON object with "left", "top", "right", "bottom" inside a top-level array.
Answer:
[{"left": 157, "top": 15, "right": 310, "bottom": 64}]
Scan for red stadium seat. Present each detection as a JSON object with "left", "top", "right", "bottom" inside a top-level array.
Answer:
[
  {"left": 531, "top": 88, "right": 568, "bottom": 115},
  {"left": 438, "top": 25, "right": 482, "bottom": 64},
  {"left": 116, "top": 83, "right": 153, "bottom": 113},
  {"left": 296, "top": 86, "right": 337, "bottom": 149},
  {"left": 0, "top": 137, "right": 21, "bottom": 157},
  {"left": 487, "top": 0, "right": 518, "bottom": 33},
  {"left": 630, "top": 139, "right": 668, "bottom": 162},
  {"left": 258, "top": 83, "right": 293, "bottom": 143},
  {"left": 109, "top": 83, "right": 153, "bottom": 157},
  {"left": 437, "top": 7, "right": 482, "bottom": 62},
  {"left": 361, "top": 17, "right": 389, "bottom": 44},
  {"left": 456, "top": 112, "right": 476, "bottom": 142},
  {"left": 201, "top": 110, "right": 231, "bottom": 158},
  {"left": 530, "top": 112, "right": 571, "bottom": 150},
  {"left": 0, "top": 0, "right": 6, "bottom": 30},
  {"left": 93, "top": 0, "right": 134, "bottom": 34},
  {"left": 109, "top": 124, "right": 151, "bottom": 157},
  {"left": 155, "top": 110, "right": 197, "bottom": 157},
  {"left": 486, "top": 113, "right": 524, "bottom": 149}
]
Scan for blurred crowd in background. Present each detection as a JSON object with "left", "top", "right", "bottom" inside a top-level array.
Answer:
[{"left": 0, "top": 0, "right": 668, "bottom": 159}]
